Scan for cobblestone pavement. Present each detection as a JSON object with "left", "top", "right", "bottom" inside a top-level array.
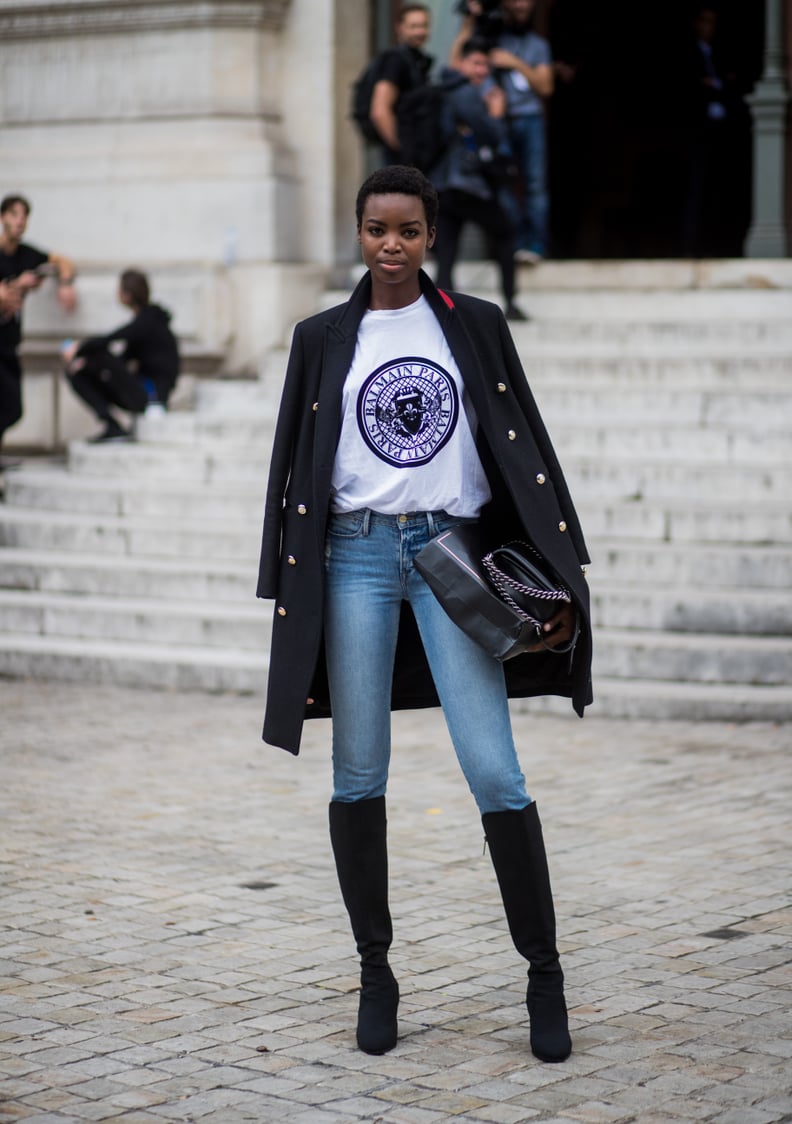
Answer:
[{"left": 0, "top": 681, "right": 790, "bottom": 1124}]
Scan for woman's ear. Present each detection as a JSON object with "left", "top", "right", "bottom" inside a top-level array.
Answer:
[{"left": 427, "top": 226, "right": 437, "bottom": 250}]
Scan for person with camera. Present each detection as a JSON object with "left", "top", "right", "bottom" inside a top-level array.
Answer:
[
  {"left": 430, "top": 37, "right": 527, "bottom": 321},
  {"left": 0, "top": 194, "right": 77, "bottom": 467},
  {"left": 453, "top": 0, "right": 554, "bottom": 264}
]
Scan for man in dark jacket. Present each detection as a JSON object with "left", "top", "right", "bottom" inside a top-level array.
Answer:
[
  {"left": 430, "top": 38, "right": 527, "bottom": 321},
  {"left": 0, "top": 193, "right": 77, "bottom": 465}
]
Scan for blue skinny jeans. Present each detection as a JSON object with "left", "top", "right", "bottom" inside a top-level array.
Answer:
[{"left": 323, "top": 509, "right": 531, "bottom": 814}]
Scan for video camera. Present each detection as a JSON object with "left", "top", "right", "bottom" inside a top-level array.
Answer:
[{"left": 453, "top": 0, "right": 505, "bottom": 48}]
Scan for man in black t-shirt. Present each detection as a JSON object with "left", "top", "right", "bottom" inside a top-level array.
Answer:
[
  {"left": 0, "top": 194, "right": 77, "bottom": 462},
  {"left": 369, "top": 4, "right": 433, "bottom": 164}
]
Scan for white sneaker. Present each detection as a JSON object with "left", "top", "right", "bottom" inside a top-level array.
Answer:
[
  {"left": 514, "top": 249, "right": 543, "bottom": 265},
  {"left": 144, "top": 402, "right": 167, "bottom": 419}
]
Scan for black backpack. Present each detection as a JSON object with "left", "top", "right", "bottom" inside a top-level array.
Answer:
[
  {"left": 350, "top": 45, "right": 444, "bottom": 160},
  {"left": 396, "top": 84, "right": 453, "bottom": 172},
  {"left": 350, "top": 56, "right": 384, "bottom": 144}
]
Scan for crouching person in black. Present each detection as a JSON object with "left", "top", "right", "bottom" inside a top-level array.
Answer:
[{"left": 63, "top": 269, "right": 180, "bottom": 442}]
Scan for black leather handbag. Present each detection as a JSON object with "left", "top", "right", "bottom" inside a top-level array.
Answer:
[{"left": 415, "top": 523, "right": 578, "bottom": 662}]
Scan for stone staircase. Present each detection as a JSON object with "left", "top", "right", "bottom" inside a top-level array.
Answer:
[{"left": 1, "top": 277, "right": 791, "bottom": 720}]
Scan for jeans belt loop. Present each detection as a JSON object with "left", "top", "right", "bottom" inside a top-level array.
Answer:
[
  {"left": 427, "top": 510, "right": 436, "bottom": 536},
  {"left": 362, "top": 508, "right": 371, "bottom": 536}
]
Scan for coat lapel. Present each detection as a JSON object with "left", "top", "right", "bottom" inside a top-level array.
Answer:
[
  {"left": 421, "top": 272, "right": 495, "bottom": 436},
  {"left": 313, "top": 273, "right": 372, "bottom": 475}
]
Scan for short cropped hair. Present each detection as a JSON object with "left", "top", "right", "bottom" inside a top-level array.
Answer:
[
  {"left": 460, "top": 36, "right": 493, "bottom": 58},
  {"left": 398, "top": 4, "right": 430, "bottom": 21},
  {"left": 1, "top": 194, "right": 31, "bottom": 216},
  {"left": 355, "top": 165, "right": 438, "bottom": 229},
  {"left": 120, "top": 269, "right": 150, "bottom": 308}
]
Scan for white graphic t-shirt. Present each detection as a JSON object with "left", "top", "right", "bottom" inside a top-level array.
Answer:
[{"left": 330, "top": 295, "right": 492, "bottom": 516}]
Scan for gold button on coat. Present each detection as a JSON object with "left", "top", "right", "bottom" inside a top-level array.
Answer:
[
  {"left": 287, "top": 555, "right": 296, "bottom": 566},
  {"left": 536, "top": 473, "right": 546, "bottom": 485},
  {"left": 559, "top": 521, "right": 567, "bottom": 532},
  {"left": 508, "top": 429, "right": 517, "bottom": 441},
  {"left": 297, "top": 504, "right": 307, "bottom": 515},
  {"left": 496, "top": 382, "right": 507, "bottom": 393},
  {"left": 312, "top": 402, "right": 318, "bottom": 412},
  {"left": 277, "top": 606, "right": 287, "bottom": 616}
]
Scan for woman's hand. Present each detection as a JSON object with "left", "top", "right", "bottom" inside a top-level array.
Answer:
[
  {"left": 527, "top": 602, "right": 577, "bottom": 652},
  {"left": 61, "top": 340, "right": 80, "bottom": 366},
  {"left": 484, "top": 85, "right": 507, "bottom": 118},
  {"left": 57, "top": 282, "right": 78, "bottom": 313}
]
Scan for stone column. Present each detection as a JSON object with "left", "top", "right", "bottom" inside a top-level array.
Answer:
[
  {"left": 746, "top": 0, "right": 791, "bottom": 257},
  {"left": 0, "top": 0, "right": 331, "bottom": 388}
]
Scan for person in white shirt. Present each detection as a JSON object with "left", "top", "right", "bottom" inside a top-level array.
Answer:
[{"left": 258, "top": 165, "right": 593, "bottom": 1065}]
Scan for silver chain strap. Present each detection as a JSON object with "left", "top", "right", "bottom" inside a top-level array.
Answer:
[{"left": 482, "top": 542, "right": 571, "bottom": 628}]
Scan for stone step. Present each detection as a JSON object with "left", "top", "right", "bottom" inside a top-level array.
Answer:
[
  {"left": 594, "top": 628, "right": 791, "bottom": 686},
  {"left": 582, "top": 539, "right": 792, "bottom": 589},
  {"left": 1, "top": 539, "right": 787, "bottom": 610},
  {"left": 0, "top": 547, "right": 254, "bottom": 602},
  {"left": 513, "top": 325, "right": 792, "bottom": 352},
  {"left": 0, "top": 633, "right": 266, "bottom": 693},
  {"left": 65, "top": 441, "right": 269, "bottom": 484},
  {"left": 11, "top": 427, "right": 791, "bottom": 520},
  {"left": 194, "top": 378, "right": 275, "bottom": 414},
  {"left": 577, "top": 498, "right": 791, "bottom": 545},
  {"left": 164, "top": 349, "right": 792, "bottom": 401},
  {"left": 135, "top": 411, "right": 276, "bottom": 446},
  {"left": 566, "top": 461, "right": 788, "bottom": 503},
  {"left": 331, "top": 274, "right": 792, "bottom": 313},
  {"left": 525, "top": 361, "right": 790, "bottom": 397},
  {"left": 0, "top": 629, "right": 789, "bottom": 718},
  {"left": 589, "top": 582, "right": 792, "bottom": 635},
  {"left": 60, "top": 440, "right": 790, "bottom": 500},
  {"left": 157, "top": 378, "right": 792, "bottom": 426},
  {"left": 1, "top": 580, "right": 785, "bottom": 657},
  {"left": 0, "top": 590, "right": 267, "bottom": 651},
  {"left": 540, "top": 424, "right": 791, "bottom": 463},
  {"left": 534, "top": 386, "right": 792, "bottom": 429},
  {"left": 514, "top": 677, "right": 792, "bottom": 723},
  {"left": 5, "top": 469, "right": 265, "bottom": 521},
  {"left": 0, "top": 507, "right": 262, "bottom": 561},
  {"left": 1, "top": 491, "right": 789, "bottom": 556}
]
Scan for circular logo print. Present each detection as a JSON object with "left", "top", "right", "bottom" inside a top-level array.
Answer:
[{"left": 356, "top": 357, "right": 459, "bottom": 467}]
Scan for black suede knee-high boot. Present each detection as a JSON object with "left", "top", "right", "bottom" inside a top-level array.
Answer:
[
  {"left": 482, "top": 802, "right": 572, "bottom": 1063},
  {"left": 329, "top": 796, "right": 399, "bottom": 1054}
]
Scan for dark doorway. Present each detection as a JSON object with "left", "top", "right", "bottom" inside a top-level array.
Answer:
[{"left": 545, "top": 0, "right": 764, "bottom": 257}]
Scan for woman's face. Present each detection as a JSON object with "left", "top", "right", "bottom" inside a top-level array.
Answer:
[{"left": 358, "top": 193, "right": 435, "bottom": 305}]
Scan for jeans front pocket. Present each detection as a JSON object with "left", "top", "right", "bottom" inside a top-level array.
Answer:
[{"left": 327, "top": 510, "right": 368, "bottom": 539}]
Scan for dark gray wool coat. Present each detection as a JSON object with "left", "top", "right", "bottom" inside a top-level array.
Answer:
[{"left": 257, "top": 269, "right": 593, "bottom": 754}]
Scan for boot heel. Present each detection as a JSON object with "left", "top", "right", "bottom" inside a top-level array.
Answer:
[
  {"left": 527, "top": 976, "right": 571, "bottom": 1062},
  {"left": 357, "top": 964, "right": 399, "bottom": 1054}
]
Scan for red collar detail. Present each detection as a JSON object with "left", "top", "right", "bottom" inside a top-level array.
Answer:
[{"left": 438, "top": 289, "right": 455, "bottom": 310}]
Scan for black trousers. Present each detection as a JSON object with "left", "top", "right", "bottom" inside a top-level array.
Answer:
[
  {"left": 0, "top": 352, "right": 23, "bottom": 445},
  {"left": 68, "top": 350, "right": 149, "bottom": 422},
  {"left": 435, "top": 189, "right": 516, "bottom": 304}
]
